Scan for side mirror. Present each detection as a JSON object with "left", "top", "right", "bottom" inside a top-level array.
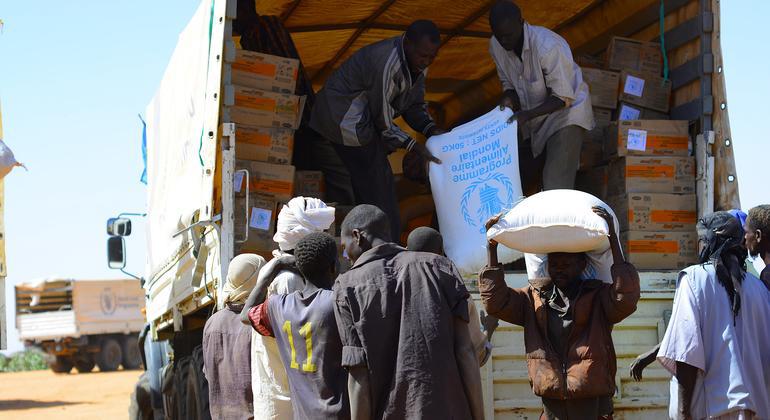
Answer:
[
  {"left": 107, "top": 217, "right": 132, "bottom": 236},
  {"left": 107, "top": 236, "right": 126, "bottom": 269}
]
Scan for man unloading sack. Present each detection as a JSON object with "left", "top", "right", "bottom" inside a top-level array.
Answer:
[
  {"left": 310, "top": 20, "right": 446, "bottom": 241},
  {"left": 488, "top": 1, "right": 593, "bottom": 196},
  {"left": 479, "top": 207, "right": 640, "bottom": 420}
]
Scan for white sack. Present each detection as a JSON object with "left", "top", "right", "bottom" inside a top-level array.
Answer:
[
  {"left": 427, "top": 108, "right": 523, "bottom": 275},
  {"left": 0, "top": 140, "right": 26, "bottom": 179},
  {"left": 488, "top": 190, "right": 620, "bottom": 283}
]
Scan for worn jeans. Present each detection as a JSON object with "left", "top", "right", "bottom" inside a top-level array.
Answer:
[{"left": 519, "top": 125, "right": 585, "bottom": 196}]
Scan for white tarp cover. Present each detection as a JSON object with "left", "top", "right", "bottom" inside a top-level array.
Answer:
[
  {"left": 145, "top": 1, "right": 213, "bottom": 278},
  {"left": 427, "top": 108, "right": 523, "bottom": 275}
]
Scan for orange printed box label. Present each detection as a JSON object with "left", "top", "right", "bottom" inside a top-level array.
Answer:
[
  {"left": 629, "top": 240, "right": 679, "bottom": 253},
  {"left": 239, "top": 131, "right": 271, "bottom": 147},
  {"left": 626, "top": 165, "right": 673, "bottom": 178},
  {"left": 650, "top": 210, "right": 696, "bottom": 223},
  {"left": 250, "top": 179, "right": 293, "bottom": 196},
  {"left": 646, "top": 135, "right": 689, "bottom": 150},
  {"left": 235, "top": 94, "right": 276, "bottom": 111},
  {"left": 232, "top": 61, "right": 277, "bottom": 77}
]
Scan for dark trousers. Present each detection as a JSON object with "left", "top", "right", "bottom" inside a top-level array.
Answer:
[
  {"left": 331, "top": 140, "right": 401, "bottom": 242},
  {"left": 519, "top": 125, "right": 585, "bottom": 197}
]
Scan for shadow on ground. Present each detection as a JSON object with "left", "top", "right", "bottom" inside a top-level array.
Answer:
[{"left": 0, "top": 399, "right": 85, "bottom": 410}]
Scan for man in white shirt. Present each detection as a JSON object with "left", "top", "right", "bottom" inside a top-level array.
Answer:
[
  {"left": 249, "top": 196, "right": 336, "bottom": 419},
  {"left": 657, "top": 212, "right": 770, "bottom": 419},
  {"left": 488, "top": 1, "right": 594, "bottom": 196}
]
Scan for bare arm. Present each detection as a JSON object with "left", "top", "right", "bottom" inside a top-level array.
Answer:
[
  {"left": 240, "top": 255, "right": 296, "bottom": 324},
  {"left": 515, "top": 93, "right": 566, "bottom": 125},
  {"left": 593, "top": 206, "right": 640, "bottom": 323},
  {"left": 454, "top": 315, "right": 484, "bottom": 420},
  {"left": 675, "top": 361, "right": 698, "bottom": 420},
  {"left": 348, "top": 366, "right": 372, "bottom": 420},
  {"left": 630, "top": 342, "right": 661, "bottom": 381},
  {"left": 479, "top": 215, "right": 528, "bottom": 325}
]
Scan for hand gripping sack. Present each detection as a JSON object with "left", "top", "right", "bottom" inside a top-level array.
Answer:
[
  {"left": 487, "top": 190, "right": 621, "bottom": 283},
  {"left": 427, "top": 108, "right": 523, "bottom": 275}
]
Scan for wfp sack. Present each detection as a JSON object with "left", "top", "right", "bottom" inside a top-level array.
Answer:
[
  {"left": 487, "top": 190, "right": 620, "bottom": 283},
  {"left": 427, "top": 108, "right": 523, "bottom": 275}
]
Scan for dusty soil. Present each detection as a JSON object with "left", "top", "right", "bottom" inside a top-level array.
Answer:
[{"left": 0, "top": 368, "right": 141, "bottom": 419}]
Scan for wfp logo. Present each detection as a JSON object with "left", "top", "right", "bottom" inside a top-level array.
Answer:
[
  {"left": 460, "top": 173, "right": 515, "bottom": 233},
  {"left": 101, "top": 288, "right": 117, "bottom": 315}
]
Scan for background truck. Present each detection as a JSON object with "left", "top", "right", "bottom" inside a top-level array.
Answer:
[
  {"left": 137, "top": 0, "right": 739, "bottom": 418},
  {"left": 15, "top": 278, "right": 145, "bottom": 373}
]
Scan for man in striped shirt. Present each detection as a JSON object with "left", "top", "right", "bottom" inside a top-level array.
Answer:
[{"left": 310, "top": 20, "right": 445, "bottom": 241}]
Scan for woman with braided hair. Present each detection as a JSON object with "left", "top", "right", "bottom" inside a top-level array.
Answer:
[{"left": 657, "top": 211, "right": 770, "bottom": 420}]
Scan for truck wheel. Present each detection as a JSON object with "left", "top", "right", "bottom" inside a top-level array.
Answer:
[
  {"left": 49, "top": 356, "right": 73, "bottom": 373},
  {"left": 74, "top": 355, "right": 95, "bottom": 373},
  {"left": 95, "top": 338, "right": 123, "bottom": 372},
  {"left": 121, "top": 336, "right": 143, "bottom": 370}
]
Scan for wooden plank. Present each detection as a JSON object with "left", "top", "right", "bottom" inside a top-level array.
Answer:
[
  {"left": 310, "top": 0, "right": 399, "bottom": 83},
  {"left": 286, "top": 22, "right": 491, "bottom": 38},
  {"left": 708, "top": 0, "right": 740, "bottom": 209}
]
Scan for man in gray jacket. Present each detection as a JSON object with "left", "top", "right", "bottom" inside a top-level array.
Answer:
[{"left": 310, "top": 20, "right": 445, "bottom": 241}]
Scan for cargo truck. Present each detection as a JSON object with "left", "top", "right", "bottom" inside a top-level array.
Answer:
[
  {"left": 15, "top": 278, "right": 145, "bottom": 373},
  {"left": 135, "top": 0, "right": 740, "bottom": 418}
]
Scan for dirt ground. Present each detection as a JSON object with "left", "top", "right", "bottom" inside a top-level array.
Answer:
[{"left": 0, "top": 368, "right": 141, "bottom": 419}]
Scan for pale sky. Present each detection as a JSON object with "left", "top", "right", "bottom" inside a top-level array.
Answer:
[{"left": 1, "top": 1, "right": 767, "bottom": 353}]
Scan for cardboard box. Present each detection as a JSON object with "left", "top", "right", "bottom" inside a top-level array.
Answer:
[
  {"left": 575, "top": 53, "right": 605, "bottom": 69},
  {"left": 228, "top": 49, "right": 299, "bottom": 94},
  {"left": 235, "top": 159, "right": 296, "bottom": 201},
  {"left": 582, "top": 68, "right": 620, "bottom": 109},
  {"left": 605, "top": 120, "right": 690, "bottom": 158},
  {"left": 234, "top": 193, "right": 278, "bottom": 254},
  {"left": 224, "top": 85, "right": 305, "bottom": 129},
  {"left": 575, "top": 165, "right": 608, "bottom": 200},
  {"left": 622, "top": 230, "right": 698, "bottom": 270},
  {"left": 294, "top": 171, "right": 325, "bottom": 200},
  {"left": 594, "top": 108, "right": 613, "bottom": 129},
  {"left": 607, "top": 156, "right": 695, "bottom": 196},
  {"left": 607, "top": 36, "right": 662, "bottom": 77},
  {"left": 235, "top": 125, "right": 294, "bottom": 165},
  {"left": 616, "top": 102, "right": 669, "bottom": 121},
  {"left": 607, "top": 193, "right": 697, "bottom": 232},
  {"left": 618, "top": 71, "right": 671, "bottom": 113}
]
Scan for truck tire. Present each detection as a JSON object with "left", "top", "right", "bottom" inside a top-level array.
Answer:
[
  {"left": 185, "top": 346, "right": 211, "bottom": 420},
  {"left": 121, "top": 336, "right": 143, "bottom": 370},
  {"left": 49, "top": 356, "right": 73, "bottom": 373},
  {"left": 74, "top": 355, "right": 95, "bottom": 373},
  {"left": 96, "top": 338, "right": 123, "bottom": 372},
  {"left": 129, "top": 371, "right": 154, "bottom": 420}
]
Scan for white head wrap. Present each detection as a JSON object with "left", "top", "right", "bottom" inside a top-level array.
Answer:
[
  {"left": 272, "top": 197, "right": 335, "bottom": 251},
  {"left": 223, "top": 254, "right": 266, "bottom": 304}
]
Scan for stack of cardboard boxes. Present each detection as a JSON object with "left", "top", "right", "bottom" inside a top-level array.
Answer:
[
  {"left": 225, "top": 40, "right": 325, "bottom": 256},
  {"left": 577, "top": 37, "right": 698, "bottom": 270}
]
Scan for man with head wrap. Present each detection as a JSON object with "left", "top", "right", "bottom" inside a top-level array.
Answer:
[
  {"left": 657, "top": 211, "right": 770, "bottom": 420},
  {"left": 249, "top": 196, "right": 335, "bottom": 419},
  {"left": 202, "top": 253, "right": 266, "bottom": 419}
]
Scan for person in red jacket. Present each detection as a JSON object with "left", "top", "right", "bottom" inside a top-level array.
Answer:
[{"left": 478, "top": 206, "right": 640, "bottom": 420}]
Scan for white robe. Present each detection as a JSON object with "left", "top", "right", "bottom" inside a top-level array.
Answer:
[{"left": 658, "top": 264, "right": 770, "bottom": 420}]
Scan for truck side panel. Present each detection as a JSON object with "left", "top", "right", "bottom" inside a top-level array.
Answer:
[
  {"left": 17, "top": 311, "right": 77, "bottom": 341},
  {"left": 72, "top": 280, "right": 145, "bottom": 336}
]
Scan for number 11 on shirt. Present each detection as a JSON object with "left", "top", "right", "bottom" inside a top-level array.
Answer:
[{"left": 281, "top": 320, "right": 317, "bottom": 372}]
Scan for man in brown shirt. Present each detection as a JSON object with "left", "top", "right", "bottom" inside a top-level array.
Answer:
[
  {"left": 479, "top": 207, "right": 640, "bottom": 420},
  {"left": 333, "top": 204, "right": 484, "bottom": 419},
  {"left": 202, "top": 254, "right": 266, "bottom": 420}
]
